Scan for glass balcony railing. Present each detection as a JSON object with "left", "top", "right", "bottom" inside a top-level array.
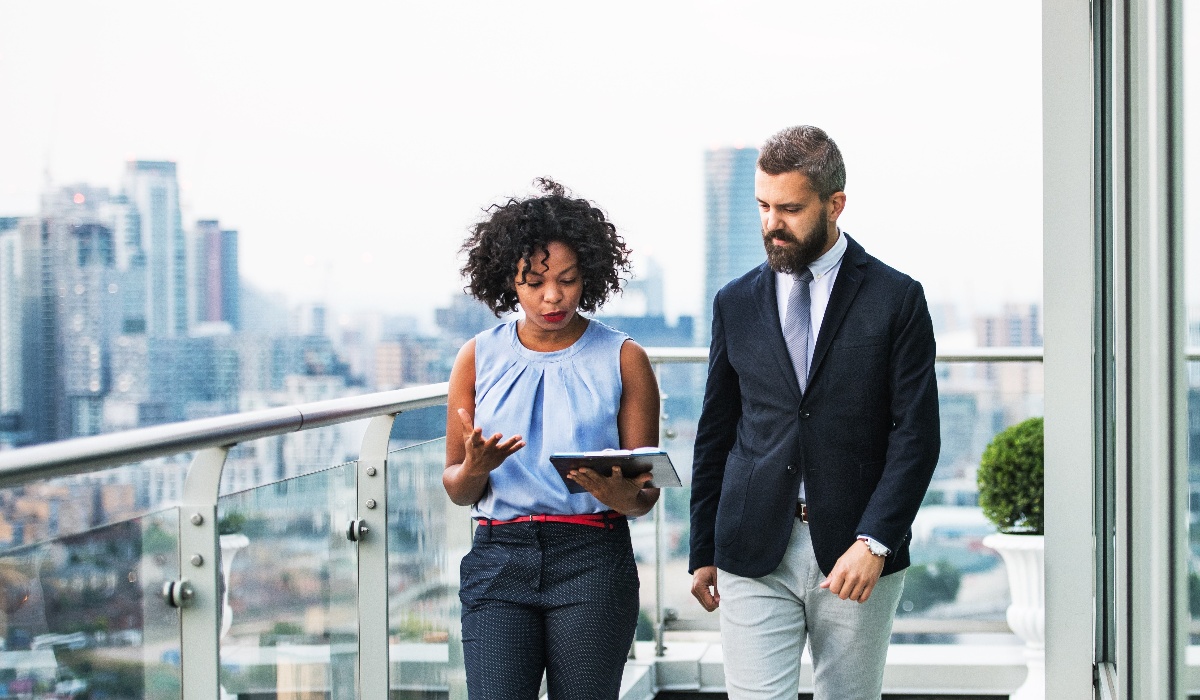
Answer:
[
  {"left": 643, "top": 347, "right": 1043, "bottom": 649},
  {"left": 0, "top": 349, "right": 1044, "bottom": 699}
]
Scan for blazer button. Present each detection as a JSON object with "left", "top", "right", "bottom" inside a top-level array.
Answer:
[
  {"left": 800, "top": 411, "right": 811, "bottom": 419},
  {"left": 786, "top": 465, "right": 797, "bottom": 475}
]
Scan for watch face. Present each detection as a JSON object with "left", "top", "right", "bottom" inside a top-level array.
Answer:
[{"left": 860, "top": 538, "right": 887, "bottom": 556}]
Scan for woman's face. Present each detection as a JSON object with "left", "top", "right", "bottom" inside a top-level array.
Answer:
[{"left": 513, "top": 241, "right": 584, "bottom": 333}]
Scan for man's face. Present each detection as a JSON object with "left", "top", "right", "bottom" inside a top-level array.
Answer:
[{"left": 755, "top": 169, "right": 845, "bottom": 274}]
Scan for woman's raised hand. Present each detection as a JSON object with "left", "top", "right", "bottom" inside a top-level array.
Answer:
[{"left": 458, "top": 408, "right": 525, "bottom": 474}]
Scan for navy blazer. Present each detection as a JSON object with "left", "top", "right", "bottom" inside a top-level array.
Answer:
[{"left": 689, "top": 234, "right": 940, "bottom": 579}]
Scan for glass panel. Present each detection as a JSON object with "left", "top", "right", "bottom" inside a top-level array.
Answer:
[
  {"left": 1187, "top": 0, "right": 1200, "bottom": 667},
  {"left": 1091, "top": 0, "right": 1120, "bottom": 671},
  {"left": 0, "top": 508, "right": 182, "bottom": 699},
  {"left": 650, "top": 357, "right": 1037, "bottom": 645},
  {"left": 0, "top": 458, "right": 194, "bottom": 551},
  {"left": 386, "top": 438, "right": 464, "bottom": 697},
  {"left": 220, "top": 418, "right": 372, "bottom": 497},
  {"left": 391, "top": 406, "right": 448, "bottom": 449},
  {"left": 217, "top": 462, "right": 358, "bottom": 700}
]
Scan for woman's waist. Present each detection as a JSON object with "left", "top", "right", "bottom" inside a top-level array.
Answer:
[
  {"left": 476, "top": 460, "right": 608, "bottom": 520},
  {"left": 472, "top": 497, "right": 610, "bottom": 522},
  {"left": 476, "top": 510, "right": 624, "bottom": 528}
]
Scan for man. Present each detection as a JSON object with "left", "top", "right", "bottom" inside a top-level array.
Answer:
[{"left": 689, "top": 125, "right": 940, "bottom": 700}]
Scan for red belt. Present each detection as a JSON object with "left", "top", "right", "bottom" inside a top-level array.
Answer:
[{"left": 477, "top": 511, "right": 624, "bottom": 529}]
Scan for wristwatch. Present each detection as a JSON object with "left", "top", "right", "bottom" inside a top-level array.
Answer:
[{"left": 857, "top": 536, "right": 889, "bottom": 557}]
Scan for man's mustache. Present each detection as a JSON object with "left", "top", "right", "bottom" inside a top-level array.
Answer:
[{"left": 764, "top": 228, "right": 798, "bottom": 244}]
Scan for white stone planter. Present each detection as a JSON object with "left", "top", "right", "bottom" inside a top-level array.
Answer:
[
  {"left": 983, "top": 532, "right": 1044, "bottom": 700},
  {"left": 218, "top": 533, "right": 249, "bottom": 700},
  {"left": 219, "top": 533, "right": 250, "bottom": 639}
]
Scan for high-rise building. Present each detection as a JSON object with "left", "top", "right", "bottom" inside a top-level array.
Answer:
[
  {"left": 975, "top": 303, "right": 1045, "bottom": 429},
  {"left": 434, "top": 294, "right": 498, "bottom": 346},
  {"left": 703, "top": 147, "right": 762, "bottom": 343},
  {"left": 59, "top": 221, "right": 120, "bottom": 436},
  {"left": 105, "top": 333, "right": 149, "bottom": 431},
  {"left": 0, "top": 218, "right": 22, "bottom": 442},
  {"left": 975, "top": 302, "right": 1043, "bottom": 348},
  {"left": 602, "top": 256, "right": 667, "bottom": 318},
  {"left": 15, "top": 216, "right": 59, "bottom": 444},
  {"left": 193, "top": 219, "right": 240, "bottom": 330},
  {"left": 147, "top": 334, "right": 240, "bottom": 423},
  {"left": 34, "top": 187, "right": 126, "bottom": 438},
  {"left": 123, "top": 161, "right": 187, "bottom": 338}
]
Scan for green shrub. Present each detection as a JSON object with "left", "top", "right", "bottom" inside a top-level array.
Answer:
[
  {"left": 218, "top": 512, "right": 246, "bottom": 535},
  {"left": 977, "top": 417, "right": 1044, "bottom": 534}
]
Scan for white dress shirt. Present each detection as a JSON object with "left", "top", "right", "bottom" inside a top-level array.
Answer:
[{"left": 774, "top": 229, "right": 848, "bottom": 364}]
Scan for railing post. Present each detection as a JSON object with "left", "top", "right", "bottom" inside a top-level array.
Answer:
[
  {"left": 178, "top": 446, "right": 230, "bottom": 700},
  {"left": 357, "top": 414, "right": 397, "bottom": 699},
  {"left": 653, "top": 363, "right": 669, "bottom": 658}
]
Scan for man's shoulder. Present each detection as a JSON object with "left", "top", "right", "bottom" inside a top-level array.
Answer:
[
  {"left": 715, "top": 262, "right": 770, "bottom": 301},
  {"left": 845, "top": 234, "right": 922, "bottom": 291}
]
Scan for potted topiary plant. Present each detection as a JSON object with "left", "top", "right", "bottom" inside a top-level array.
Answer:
[{"left": 978, "top": 416, "right": 1044, "bottom": 700}]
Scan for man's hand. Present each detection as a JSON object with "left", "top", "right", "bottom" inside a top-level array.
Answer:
[
  {"left": 819, "top": 540, "right": 886, "bottom": 603},
  {"left": 691, "top": 565, "right": 720, "bottom": 611}
]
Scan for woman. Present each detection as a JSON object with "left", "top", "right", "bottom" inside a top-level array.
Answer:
[{"left": 443, "top": 178, "right": 660, "bottom": 700}]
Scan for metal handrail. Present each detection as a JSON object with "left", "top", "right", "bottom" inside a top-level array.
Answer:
[
  {"left": 0, "top": 346, "right": 1053, "bottom": 488},
  {"left": 644, "top": 346, "right": 1050, "bottom": 363},
  {"left": 0, "top": 382, "right": 450, "bottom": 488}
]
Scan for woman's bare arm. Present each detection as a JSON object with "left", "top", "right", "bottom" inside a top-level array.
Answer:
[
  {"left": 566, "top": 340, "right": 662, "bottom": 516},
  {"left": 442, "top": 339, "right": 525, "bottom": 506}
]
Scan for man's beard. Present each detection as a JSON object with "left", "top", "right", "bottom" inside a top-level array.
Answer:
[{"left": 763, "top": 219, "right": 831, "bottom": 274}]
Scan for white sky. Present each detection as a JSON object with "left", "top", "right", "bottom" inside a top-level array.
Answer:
[{"left": 0, "top": 1, "right": 1045, "bottom": 328}]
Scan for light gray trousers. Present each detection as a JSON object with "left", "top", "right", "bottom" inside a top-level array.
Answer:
[{"left": 717, "top": 521, "right": 905, "bottom": 700}]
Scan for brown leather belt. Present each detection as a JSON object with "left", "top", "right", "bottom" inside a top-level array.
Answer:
[{"left": 795, "top": 501, "right": 808, "bottom": 523}]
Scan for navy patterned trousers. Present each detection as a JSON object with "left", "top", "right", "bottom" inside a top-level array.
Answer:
[{"left": 459, "top": 518, "right": 641, "bottom": 700}]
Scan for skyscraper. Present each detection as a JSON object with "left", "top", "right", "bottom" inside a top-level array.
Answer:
[
  {"left": 703, "top": 147, "right": 762, "bottom": 343},
  {"left": 123, "top": 161, "right": 187, "bottom": 338},
  {"left": 193, "top": 219, "right": 240, "bottom": 330},
  {"left": 0, "top": 218, "right": 22, "bottom": 441},
  {"left": 12, "top": 217, "right": 59, "bottom": 444},
  {"left": 34, "top": 187, "right": 125, "bottom": 438},
  {"left": 975, "top": 303, "right": 1045, "bottom": 430}
]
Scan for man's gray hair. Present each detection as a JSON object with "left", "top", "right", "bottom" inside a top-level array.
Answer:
[{"left": 757, "top": 126, "right": 846, "bottom": 200}]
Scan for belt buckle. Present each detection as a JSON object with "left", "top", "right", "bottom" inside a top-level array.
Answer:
[{"left": 798, "top": 502, "right": 808, "bottom": 523}]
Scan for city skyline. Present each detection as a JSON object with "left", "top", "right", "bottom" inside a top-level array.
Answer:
[
  {"left": 0, "top": 2, "right": 1046, "bottom": 324},
  {"left": 0, "top": 154, "right": 1045, "bottom": 449}
]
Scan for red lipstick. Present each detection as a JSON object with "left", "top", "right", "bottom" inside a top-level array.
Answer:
[{"left": 543, "top": 311, "right": 567, "bottom": 323}]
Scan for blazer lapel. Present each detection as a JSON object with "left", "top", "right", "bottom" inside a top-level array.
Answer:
[
  {"left": 750, "top": 263, "right": 803, "bottom": 400},
  {"left": 808, "top": 234, "right": 867, "bottom": 385}
]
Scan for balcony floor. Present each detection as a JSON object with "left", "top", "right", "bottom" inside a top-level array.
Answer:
[{"left": 621, "top": 641, "right": 1027, "bottom": 699}]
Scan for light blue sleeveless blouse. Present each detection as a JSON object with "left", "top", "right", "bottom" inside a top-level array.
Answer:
[{"left": 471, "top": 319, "right": 628, "bottom": 520}]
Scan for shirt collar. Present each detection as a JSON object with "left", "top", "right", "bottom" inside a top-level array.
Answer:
[{"left": 800, "top": 228, "right": 847, "bottom": 282}]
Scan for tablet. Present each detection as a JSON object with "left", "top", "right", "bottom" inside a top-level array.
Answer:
[{"left": 549, "top": 448, "right": 682, "bottom": 494}]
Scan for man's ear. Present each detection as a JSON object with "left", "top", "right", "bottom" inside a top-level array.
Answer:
[{"left": 826, "top": 192, "right": 847, "bottom": 222}]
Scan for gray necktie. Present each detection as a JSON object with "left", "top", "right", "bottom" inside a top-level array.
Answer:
[{"left": 784, "top": 267, "right": 814, "bottom": 393}]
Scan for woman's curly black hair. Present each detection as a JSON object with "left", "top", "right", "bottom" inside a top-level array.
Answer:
[{"left": 460, "top": 177, "right": 632, "bottom": 316}]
